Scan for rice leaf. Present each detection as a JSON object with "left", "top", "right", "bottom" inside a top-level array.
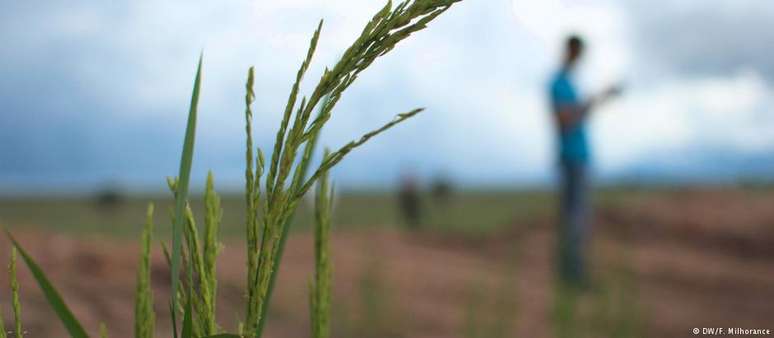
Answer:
[
  {"left": 181, "top": 297, "right": 193, "bottom": 338},
  {"left": 5, "top": 231, "right": 89, "bottom": 338},
  {"left": 171, "top": 53, "right": 203, "bottom": 336},
  {"left": 169, "top": 302, "right": 178, "bottom": 338}
]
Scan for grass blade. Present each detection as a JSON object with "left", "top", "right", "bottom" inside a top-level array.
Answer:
[
  {"left": 10, "top": 247, "right": 22, "bottom": 338},
  {"left": 181, "top": 297, "right": 193, "bottom": 338},
  {"left": 169, "top": 302, "right": 178, "bottom": 338},
  {"left": 5, "top": 231, "right": 89, "bottom": 338},
  {"left": 171, "top": 54, "right": 203, "bottom": 336}
]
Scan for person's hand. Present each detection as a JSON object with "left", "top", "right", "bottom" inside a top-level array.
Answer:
[
  {"left": 592, "top": 83, "right": 624, "bottom": 107},
  {"left": 601, "top": 83, "right": 623, "bottom": 101}
]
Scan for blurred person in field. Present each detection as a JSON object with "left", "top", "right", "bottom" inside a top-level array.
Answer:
[
  {"left": 398, "top": 171, "right": 422, "bottom": 230},
  {"left": 549, "top": 35, "right": 620, "bottom": 286}
]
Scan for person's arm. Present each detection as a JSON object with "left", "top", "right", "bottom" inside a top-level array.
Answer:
[
  {"left": 555, "top": 85, "right": 622, "bottom": 130},
  {"left": 555, "top": 100, "right": 592, "bottom": 131}
]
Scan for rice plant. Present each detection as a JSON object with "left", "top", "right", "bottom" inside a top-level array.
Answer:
[
  {"left": 0, "top": 247, "right": 23, "bottom": 338},
  {"left": 99, "top": 323, "right": 108, "bottom": 338},
  {"left": 2, "top": 0, "right": 464, "bottom": 337},
  {"left": 5, "top": 232, "right": 88, "bottom": 338},
  {"left": 0, "top": 281, "right": 5, "bottom": 338},
  {"left": 310, "top": 155, "right": 333, "bottom": 338},
  {"left": 135, "top": 204, "right": 155, "bottom": 338}
]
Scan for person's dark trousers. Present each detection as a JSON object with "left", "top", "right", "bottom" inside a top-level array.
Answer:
[{"left": 557, "top": 160, "right": 591, "bottom": 286}]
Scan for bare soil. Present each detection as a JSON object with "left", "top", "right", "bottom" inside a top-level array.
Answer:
[{"left": 1, "top": 188, "right": 773, "bottom": 337}]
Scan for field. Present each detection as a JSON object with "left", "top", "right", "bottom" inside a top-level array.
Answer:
[{"left": 1, "top": 187, "right": 773, "bottom": 337}]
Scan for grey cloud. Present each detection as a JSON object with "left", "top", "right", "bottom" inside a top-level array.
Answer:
[{"left": 629, "top": 1, "right": 774, "bottom": 81}]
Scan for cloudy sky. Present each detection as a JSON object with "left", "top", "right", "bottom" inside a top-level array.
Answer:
[{"left": 1, "top": 0, "right": 773, "bottom": 193}]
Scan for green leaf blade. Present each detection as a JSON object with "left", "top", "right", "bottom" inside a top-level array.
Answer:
[
  {"left": 5, "top": 232, "right": 90, "bottom": 338},
  {"left": 171, "top": 54, "right": 204, "bottom": 336}
]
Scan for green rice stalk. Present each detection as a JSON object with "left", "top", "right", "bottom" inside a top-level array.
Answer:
[
  {"left": 0, "top": 287, "right": 6, "bottom": 338},
  {"left": 309, "top": 157, "right": 333, "bottom": 338},
  {"left": 203, "top": 172, "right": 222, "bottom": 335},
  {"left": 244, "top": 21, "right": 324, "bottom": 333},
  {"left": 244, "top": 66, "right": 264, "bottom": 331},
  {"left": 168, "top": 173, "right": 221, "bottom": 337},
  {"left": 263, "top": 20, "right": 322, "bottom": 206},
  {"left": 297, "top": 107, "right": 422, "bottom": 197},
  {"left": 255, "top": 93, "right": 330, "bottom": 338},
  {"left": 244, "top": 65, "right": 257, "bottom": 306},
  {"left": 134, "top": 204, "right": 156, "bottom": 338},
  {"left": 165, "top": 181, "right": 188, "bottom": 312},
  {"left": 10, "top": 247, "right": 21, "bottom": 338},
  {"left": 170, "top": 54, "right": 204, "bottom": 338},
  {"left": 248, "top": 2, "right": 463, "bottom": 335},
  {"left": 5, "top": 232, "right": 88, "bottom": 338},
  {"left": 182, "top": 204, "right": 206, "bottom": 337},
  {"left": 99, "top": 323, "right": 108, "bottom": 338}
]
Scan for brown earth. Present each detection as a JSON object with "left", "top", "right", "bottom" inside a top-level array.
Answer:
[{"left": 1, "top": 188, "right": 773, "bottom": 337}]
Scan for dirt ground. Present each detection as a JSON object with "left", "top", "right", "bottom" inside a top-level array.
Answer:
[{"left": 1, "top": 188, "right": 773, "bottom": 337}]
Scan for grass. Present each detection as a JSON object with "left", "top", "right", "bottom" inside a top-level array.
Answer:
[
  {"left": 1, "top": 1, "right": 464, "bottom": 337},
  {"left": 551, "top": 243, "right": 645, "bottom": 338},
  {"left": 463, "top": 248, "right": 519, "bottom": 338},
  {"left": 0, "top": 190, "right": 554, "bottom": 237}
]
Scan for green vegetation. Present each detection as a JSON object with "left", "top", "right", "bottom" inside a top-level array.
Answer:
[
  {"left": 310, "top": 160, "right": 333, "bottom": 338},
  {"left": 552, "top": 246, "right": 645, "bottom": 338},
  {"left": 0, "top": 247, "right": 21, "bottom": 338},
  {"left": 0, "top": 1, "right": 649, "bottom": 337},
  {"left": 1, "top": 1, "right": 463, "bottom": 337},
  {"left": 463, "top": 252, "right": 519, "bottom": 338},
  {"left": 135, "top": 204, "right": 155, "bottom": 338},
  {"left": 6, "top": 232, "right": 88, "bottom": 338},
  {"left": 10, "top": 248, "right": 22, "bottom": 338},
  {"left": 0, "top": 190, "right": 555, "bottom": 237}
]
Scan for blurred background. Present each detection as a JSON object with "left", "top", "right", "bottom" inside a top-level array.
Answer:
[{"left": 1, "top": 0, "right": 773, "bottom": 337}]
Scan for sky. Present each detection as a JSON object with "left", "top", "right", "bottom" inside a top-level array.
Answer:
[{"left": 1, "top": 0, "right": 773, "bottom": 193}]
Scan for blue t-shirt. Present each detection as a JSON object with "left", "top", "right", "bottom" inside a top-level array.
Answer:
[{"left": 549, "top": 70, "right": 590, "bottom": 164}]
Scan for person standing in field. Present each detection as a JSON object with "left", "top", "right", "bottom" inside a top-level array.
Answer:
[{"left": 549, "top": 35, "right": 620, "bottom": 286}]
